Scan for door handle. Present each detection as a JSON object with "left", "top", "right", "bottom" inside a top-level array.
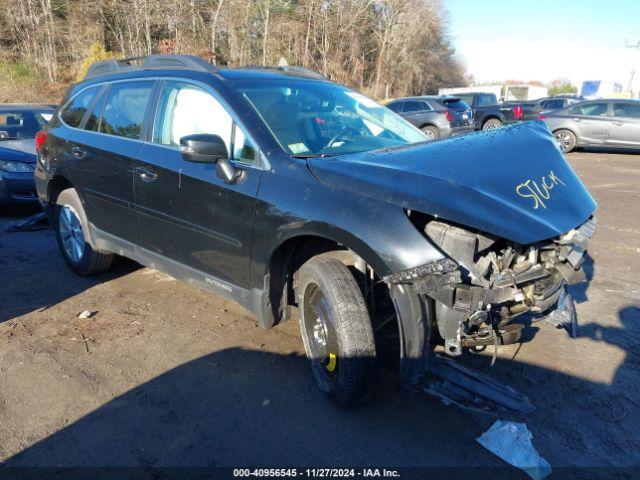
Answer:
[
  {"left": 135, "top": 165, "right": 158, "bottom": 182},
  {"left": 571, "top": 118, "right": 582, "bottom": 122},
  {"left": 71, "top": 146, "right": 87, "bottom": 158},
  {"left": 612, "top": 120, "right": 624, "bottom": 126}
]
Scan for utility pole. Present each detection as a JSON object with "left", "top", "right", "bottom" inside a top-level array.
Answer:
[{"left": 625, "top": 40, "right": 640, "bottom": 96}]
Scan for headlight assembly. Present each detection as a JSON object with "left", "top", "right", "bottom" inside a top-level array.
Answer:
[{"left": 0, "top": 160, "right": 35, "bottom": 173}]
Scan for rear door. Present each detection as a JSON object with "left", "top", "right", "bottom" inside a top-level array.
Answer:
[
  {"left": 134, "top": 79, "right": 261, "bottom": 288},
  {"left": 608, "top": 102, "right": 640, "bottom": 147},
  {"left": 565, "top": 102, "right": 610, "bottom": 144},
  {"left": 400, "top": 100, "right": 434, "bottom": 127},
  {"left": 71, "top": 80, "right": 155, "bottom": 244}
]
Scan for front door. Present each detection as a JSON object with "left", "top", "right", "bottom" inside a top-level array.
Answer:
[
  {"left": 134, "top": 80, "right": 261, "bottom": 288},
  {"left": 608, "top": 102, "right": 640, "bottom": 147}
]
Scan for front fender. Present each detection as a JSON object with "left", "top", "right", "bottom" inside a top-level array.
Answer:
[{"left": 249, "top": 164, "right": 444, "bottom": 290}]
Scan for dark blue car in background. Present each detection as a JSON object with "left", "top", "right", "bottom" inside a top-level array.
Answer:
[{"left": 0, "top": 104, "right": 55, "bottom": 209}]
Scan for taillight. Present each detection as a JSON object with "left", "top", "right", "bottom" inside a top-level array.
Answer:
[
  {"left": 513, "top": 105, "right": 524, "bottom": 120},
  {"left": 538, "top": 114, "right": 547, "bottom": 120},
  {"left": 444, "top": 110, "right": 453, "bottom": 123},
  {"left": 35, "top": 130, "right": 47, "bottom": 152}
]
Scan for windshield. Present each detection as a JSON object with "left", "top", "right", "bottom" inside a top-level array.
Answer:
[
  {"left": 0, "top": 110, "right": 52, "bottom": 140},
  {"left": 236, "top": 81, "right": 426, "bottom": 156}
]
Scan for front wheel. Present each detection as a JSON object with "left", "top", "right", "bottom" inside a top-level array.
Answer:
[
  {"left": 54, "top": 188, "right": 113, "bottom": 275},
  {"left": 297, "top": 257, "right": 376, "bottom": 406},
  {"left": 554, "top": 129, "right": 577, "bottom": 153}
]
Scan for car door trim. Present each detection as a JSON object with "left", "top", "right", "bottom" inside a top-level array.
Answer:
[{"left": 88, "top": 222, "right": 251, "bottom": 306}]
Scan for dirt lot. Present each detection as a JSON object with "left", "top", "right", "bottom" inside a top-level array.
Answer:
[{"left": 0, "top": 151, "right": 639, "bottom": 478}]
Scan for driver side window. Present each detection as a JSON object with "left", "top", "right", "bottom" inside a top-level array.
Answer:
[
  {"left": 154, "top": 81, "right": 232, "bottom": 149},
  {"left": 153, "top": 81, "right": 258, "bottom": 166}
]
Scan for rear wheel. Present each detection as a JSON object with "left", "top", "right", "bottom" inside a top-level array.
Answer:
[
  {"left": 297, "top": 257, "right": 376, "bottom": 406},
  {"left": 54, "top": 188, "right": 113, "bottom": 275},
  {"left": 554, "top": 129, "right": 577, "bottom": 153},
  {"left": 482, "top": 118, "right": 503, "bottom": 130},
  {"left": 421, "top": 125, "right": 439, "bottom": 141}
]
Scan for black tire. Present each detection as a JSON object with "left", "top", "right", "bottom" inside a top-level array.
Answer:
[
  {"left": 421, "top": 125, "right": 439, "bottom": 141},
  {"left": 482, "top": 118, "right": 503, "bottom": 130},
  {"left": 553, "top": 129, "right": 577, "bottom": 153},
  {"left": 54, "top": 188, "right": 113, "bottom": 275},
  {"left": 297, "top": 257, "right": 376, "bottom": 406}
]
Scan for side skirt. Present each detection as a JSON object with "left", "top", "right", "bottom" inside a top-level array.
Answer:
[{"left": 89, "top": 223, "right": 266, "bottom": 323}]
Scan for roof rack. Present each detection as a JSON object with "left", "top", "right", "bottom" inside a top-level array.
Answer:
[
  {"left": 242, "top": 65, "right": 328, "bottom": 80},
  {"left": 84, "top": 54, "right": 218, "bottom": 79}
]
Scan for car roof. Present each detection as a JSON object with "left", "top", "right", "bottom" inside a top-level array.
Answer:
[
  {"left": 81, "top": 55, "right": 331, "bottom": 86},
  {"left": 0, "top": 104, "right": 56, "bottom": 111}
]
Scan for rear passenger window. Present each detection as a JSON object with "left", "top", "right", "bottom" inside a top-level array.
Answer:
[
  {"left": 569, "top": 103, "right": 608, "bottom": 116},
  {"left": 99, "top": 81, "right": 154, "bottom": 139},
  {"left": 403, "top": 101, "right": 426, "bottom": 113},
  {"left": 613, "top": 103, "right": 640, "bottom": 119},
  {"left": 60, "top": 86, "right": 100, "bottom": 128}
]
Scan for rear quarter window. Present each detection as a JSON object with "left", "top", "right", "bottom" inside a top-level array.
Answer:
[
  {"left": 402, "top": 101, "right": 427, "bottom": 113},
  {"left": 60, "top": 86, "right": 101, "bottom": 128}
]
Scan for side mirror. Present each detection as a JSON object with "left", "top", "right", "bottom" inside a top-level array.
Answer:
[{"left": 180, "top": 134, "right": 228, "bottom": 163}]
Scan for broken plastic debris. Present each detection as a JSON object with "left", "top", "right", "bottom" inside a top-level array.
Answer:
[
  {"left": 77, "top": 310, "right": 96, "bottom": 319},
  {"left": 3, "top": 212, "right": 49, "bottom": 233},
  {"left": 477, "top": 420, "right": 551, "bottom": 480},
  {"left": 544, "top": 288, "right": 578, "bottom": 337}
]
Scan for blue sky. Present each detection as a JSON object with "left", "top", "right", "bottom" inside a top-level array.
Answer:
[{"left": 446, "top": 0, "right": 640, "bottom": 91}]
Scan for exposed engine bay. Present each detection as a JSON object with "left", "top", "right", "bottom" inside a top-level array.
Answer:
[{"left": 397, "top": 212, "right": 596, "bottom": 358}]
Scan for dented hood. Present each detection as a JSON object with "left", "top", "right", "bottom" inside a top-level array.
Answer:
[{"left": 308, "top": 121, "right": 596, "bottom": 244}]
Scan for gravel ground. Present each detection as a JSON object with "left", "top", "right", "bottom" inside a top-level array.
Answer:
[{"left": 0, "top": 151, "right": 638, "bottom": 478}]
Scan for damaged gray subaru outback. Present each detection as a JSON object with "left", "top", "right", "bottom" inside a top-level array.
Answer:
[{"left": 35, "top": 55, "right": 596, "bottom": 413}]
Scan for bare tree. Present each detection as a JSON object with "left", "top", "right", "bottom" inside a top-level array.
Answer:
[{"left": 0, "top": 0, "right": 466, "bottom": 102}]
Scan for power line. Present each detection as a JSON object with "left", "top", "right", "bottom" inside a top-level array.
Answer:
[{"left": 624, "top": 40, "right": 639, "bottom": 94}]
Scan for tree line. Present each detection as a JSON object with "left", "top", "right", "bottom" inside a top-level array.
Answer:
[{"left": 0, "top": 0, "right": 467, "bottom": 102}]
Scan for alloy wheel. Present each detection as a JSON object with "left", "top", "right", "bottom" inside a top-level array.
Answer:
[
  {"left": 58, "top": 205, "right": 84, "bottom": 263},
  {"left": 554, "top": 131, "right": 573, "bottom": 152}
]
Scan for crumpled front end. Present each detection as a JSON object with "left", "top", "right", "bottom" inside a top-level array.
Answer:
[{"left": 388, "top": 213, "right": 596, "bottom": 360}]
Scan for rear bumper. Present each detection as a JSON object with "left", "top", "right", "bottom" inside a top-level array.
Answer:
[{"left": 0, "top": 171, "right": 38, "bottom": 204}]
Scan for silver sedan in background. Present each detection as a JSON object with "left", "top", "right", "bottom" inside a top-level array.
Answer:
[{"left": 540, "top": 99, "right": 640, "bottom": 153}]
